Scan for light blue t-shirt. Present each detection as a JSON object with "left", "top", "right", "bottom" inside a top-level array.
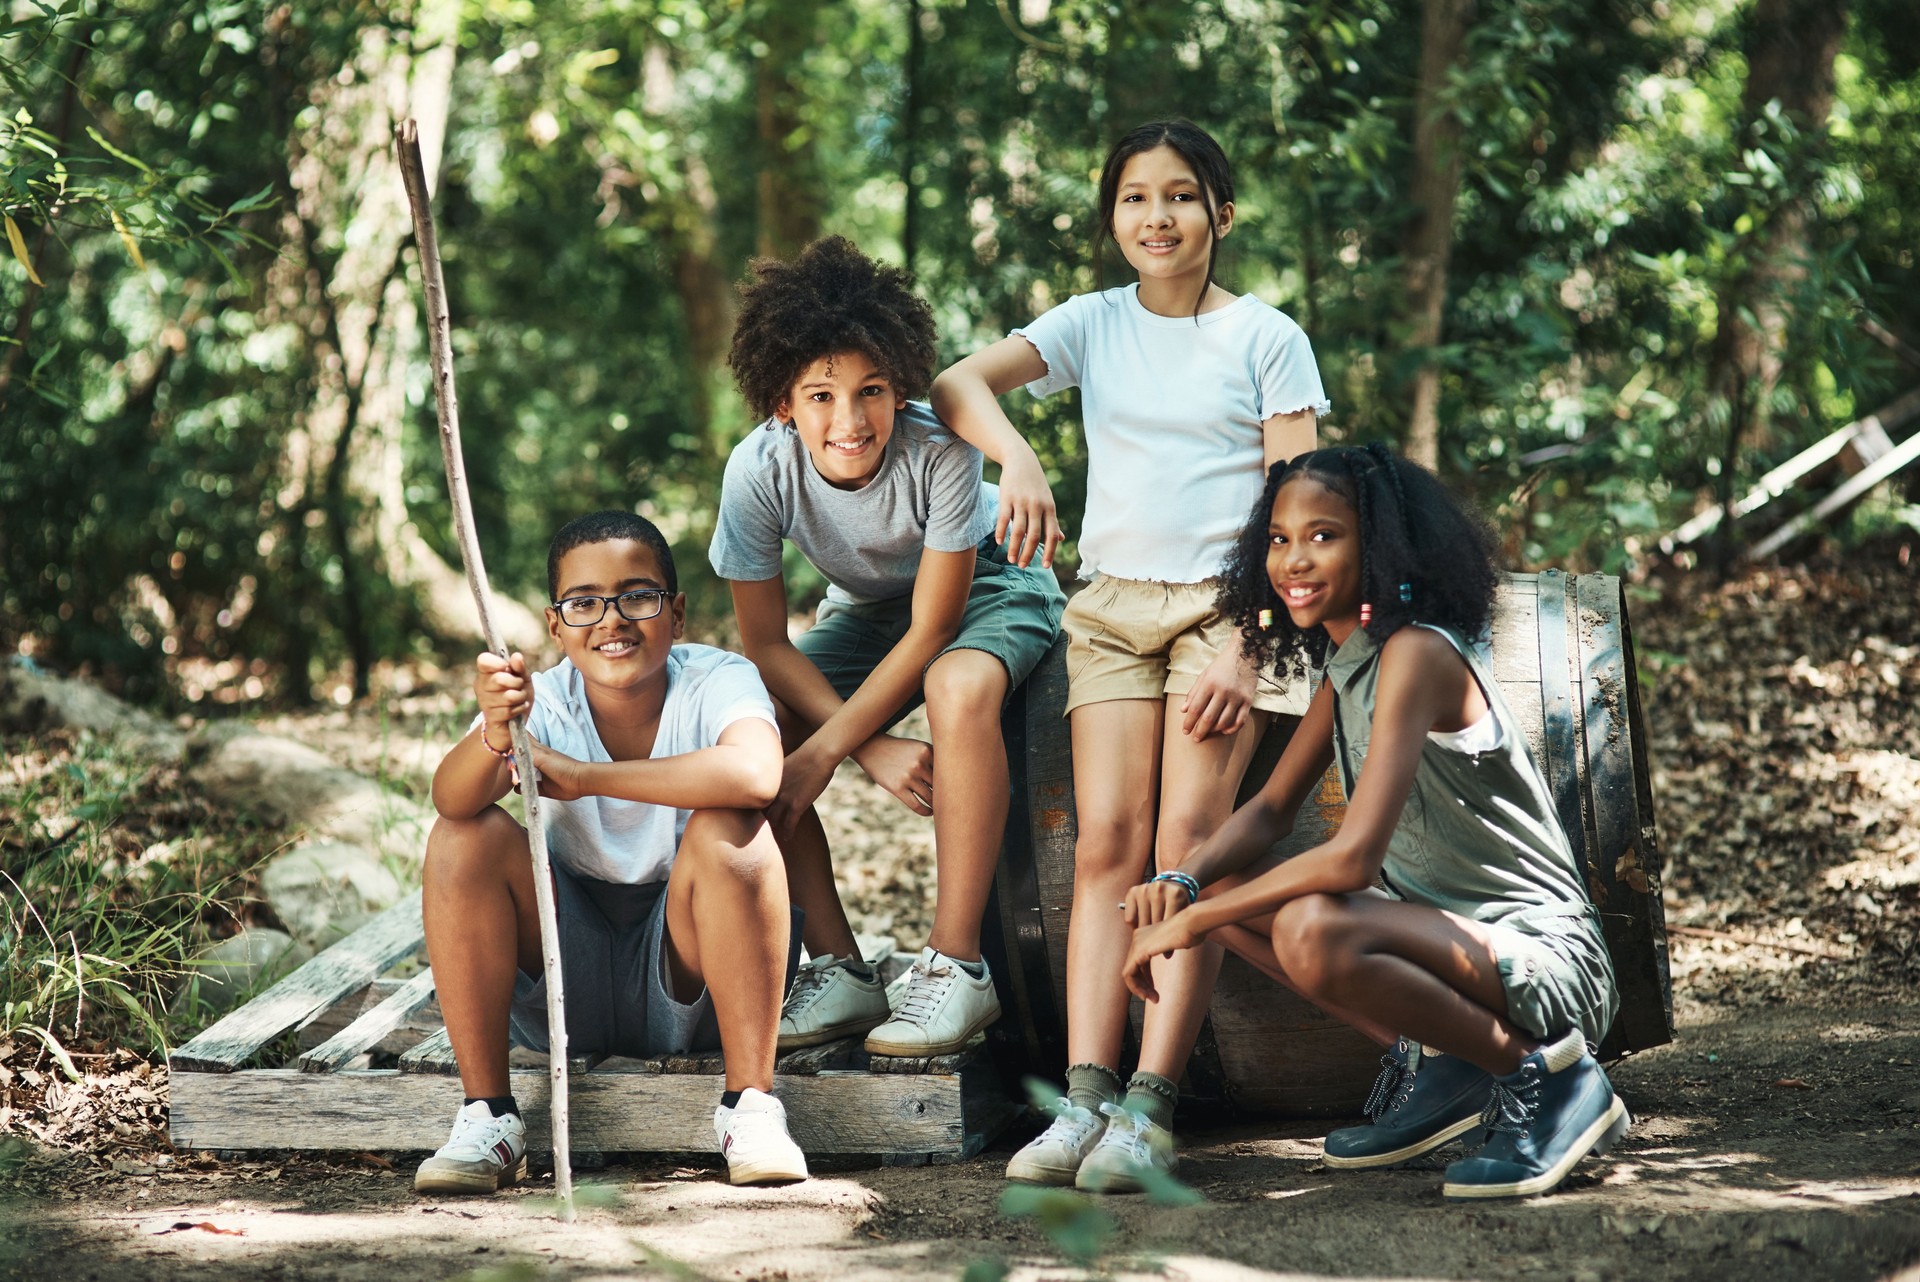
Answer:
[{"left": 475, "top": 644, "right": 777, "bottom": 885}]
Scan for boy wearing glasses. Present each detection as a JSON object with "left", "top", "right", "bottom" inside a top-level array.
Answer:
[{"left": 414, "top": 510, "right": 807, "bottom": 1194}]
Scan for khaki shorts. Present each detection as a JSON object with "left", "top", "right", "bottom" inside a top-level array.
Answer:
[{"left": 1061, "top": 575, "right": 1308, "bottom": 717}]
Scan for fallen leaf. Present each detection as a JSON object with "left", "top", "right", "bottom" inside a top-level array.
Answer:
[
  {"left": 1773, "top": 1078, "right": 1813, "bottom": 1089},
  {"left": 353, "top": 1152, "right": 394, "bottom": 1170}
]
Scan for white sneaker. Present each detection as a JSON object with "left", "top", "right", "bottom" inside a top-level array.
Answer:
[
  {"left": 713, "top": 1087, "right": 809, "bottom": 1186},
  {"left": 778, "top": 954, "right": 891, "bottom": 1051},
  {"left": 862, "top": 947, "right": 1001, "bottom": 1057},
  {"left": 1075, "top": 1101, "right": 1176, "bottom": 1194},
  {"left": 1005, "top": 1099, "right": 1106, "bottom": 1185},
  {"left": 413, "top": 1100, "right": 527, "bottom": 1194}
]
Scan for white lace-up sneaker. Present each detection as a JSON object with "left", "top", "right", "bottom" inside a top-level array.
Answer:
[
  {"left": 413, "top": 1100, "right": 527, "bottom": 1194},
  {"left": 1005, "top": 1099, "right": 1107, "bottom": 1185},
  {"left": 1074, "top": 1102, "right": 1176, "bottom": 1193},
  {"left": 777, "top": 953, "right": 891, "bottom": 1051},
  {"left": 862, "top": 947, "right": 1001, "bottom": 1057},
  {"left": 713, "top": 1087, "right": 809, "bottom": 1185}
]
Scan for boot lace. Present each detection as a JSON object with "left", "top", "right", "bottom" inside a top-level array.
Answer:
[
  {"left": 1474, "top": 1063, "right": 1542, "bottom": 1146},
  {"left": 1034, "top": 1100, "right": 1100, "bottom": 1151},
  {"left": 1093, "top": 1101, "right": 1153, "bottom": 1161},
  {"left": 1362, "top": 1048, "right": 1416, "bottom": 1120}
]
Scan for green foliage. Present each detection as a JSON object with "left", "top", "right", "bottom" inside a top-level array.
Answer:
[
  {"left": 0, "top": 730, "right": 273, "bottom": 1057},
  {"left": 999, "top": 1183, "right": 1116, "bottom": 1265},
  {"left": 5, "top": 0, "right": 1920, "bottom": 706}
]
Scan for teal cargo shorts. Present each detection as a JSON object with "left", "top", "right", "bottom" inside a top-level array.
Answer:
[{"left": 798, "top": 539, "right": 1065, "bottom": 723}]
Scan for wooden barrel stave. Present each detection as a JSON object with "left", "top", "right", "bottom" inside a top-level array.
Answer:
[{"left": 984, "top": 571, "right": 1671, "bottom": 1116}]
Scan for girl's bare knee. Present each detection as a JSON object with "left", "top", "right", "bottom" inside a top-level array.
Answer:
[
  {"left": 1271, "top": 894, "right": 1351, "bottom": 993},
  {"left": 681, "top": 808, "right": 780, "bottom": 881}
]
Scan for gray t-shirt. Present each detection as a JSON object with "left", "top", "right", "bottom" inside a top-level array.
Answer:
[
  {"left": 471, "top": 643, "right": 777, "bottom": 885},
  {"left": 708, "top": 401, "right": 998, "bottom": 606}
]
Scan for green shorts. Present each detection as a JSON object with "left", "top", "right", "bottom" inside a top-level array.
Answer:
[
  {"left": 798, "top": 541, "right": 1065, "bottom": 723},
  {"left": 1484, "top": 905, "right": 1619, "bottom": 1048}
]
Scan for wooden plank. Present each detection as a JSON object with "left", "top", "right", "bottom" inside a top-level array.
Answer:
[
  {"left": 1748, "top": 418, "right": 1920, "bottom": 560},
  {"left": 170, "top": 894, "right": 425, "bottom": 1073},
  {"left": 1575, "top": 576, "right": 1674, "bottom": 1055},
  {"left": 1532, "top": 571, "right": 1589, "bottom": 874},
  {"left": 397, "top": 1026, "right": 456, "bottom": 1075},
  {"left": 296, "top": 970, "right": 436, "bottom": 1073},
  {"left": 596, "top": 1036, "right": 861, "bottom": 1077},
  {"left": 168, "top": 1065, "right": 995, "bottom": 1156},
  {"left": 297, "top": 978, "right": 443, "bottom": 1056}
]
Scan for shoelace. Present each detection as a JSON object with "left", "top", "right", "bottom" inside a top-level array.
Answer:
[
  {"left": 443, "top": 1110, "right": 515, "bottom": 1160},
  {"left": 1035, "top": 1100, "right": 1099, "bottom": 1149},
  {"left": 1475, "top": 1064, "right": 1542, "bottom": 1144},
  {"left": 890, "top": 960, "right": 956, "bottom": 1026},
  {"left": 1361, "top": 1048, "right": 1415, "bottom": 1120},
  {"left": 1094, "top": 1102, "right": 1154, "bottom": 1160},
  {"left": 780, "top": 956, "right": 843, "bottom": 1018}
]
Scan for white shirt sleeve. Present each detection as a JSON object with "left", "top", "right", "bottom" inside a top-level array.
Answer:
[
  {"left": 1255, "top": 315, "right": 1331, "bottom": 420},
  {"left": 1011, "top": 293, "right": 1090, "bottom": 399}
]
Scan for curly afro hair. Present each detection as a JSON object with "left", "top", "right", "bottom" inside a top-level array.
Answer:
[
  {"left": 726, "top": 236, "right": 938, "bottom": 422},
  {"left": 1216, "top": 444, "right": 1501, "bottom": 684}
]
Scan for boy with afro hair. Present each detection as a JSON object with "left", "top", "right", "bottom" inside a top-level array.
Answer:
[{"left": 711, "top": 236, "right": 1065, "bottom": 1057}]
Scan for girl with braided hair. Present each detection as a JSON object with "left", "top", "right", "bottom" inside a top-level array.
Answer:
[{"left": 1121, "top": 445, "right": 1626, "bottom": 1201}]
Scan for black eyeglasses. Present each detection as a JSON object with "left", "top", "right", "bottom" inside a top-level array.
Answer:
[{"left": 552, "top": 589, "right": 668, "bottom": 627}]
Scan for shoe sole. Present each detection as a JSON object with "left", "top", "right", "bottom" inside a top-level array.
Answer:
[
  {"left": 1322, "top": 1112, "right": 1483, "bottom": 1169},
  {"left": 728, "top": 1160, "right": 810, "bottom": 1186},
  {"left": 777, "top": 1015, "right": 887, "bottom": 1052},
  {"left": 863, "top": 1006, "right": 1000, "bottom": 1058},
  {"left": 1441, "top": 1098, "right": 1631, "bottom": 1200},
  {"left": 1074, "top": 1158, "right": 1176, "bottom": 1195},
  {"left": 413, "top": 1154, "right": 526, "bottom": 1195},
  {"left": 1005, "top": 1155, "right": 1082, "bottom": 1186}
]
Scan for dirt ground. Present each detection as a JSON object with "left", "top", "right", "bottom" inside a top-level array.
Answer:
[{"left": 6, "top": 555, "right": 1920, "bottom": 1280}]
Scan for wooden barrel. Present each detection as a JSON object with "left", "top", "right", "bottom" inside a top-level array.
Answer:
[{"left": 980, "top": 570, "right": 1672, "bottom": 1116}]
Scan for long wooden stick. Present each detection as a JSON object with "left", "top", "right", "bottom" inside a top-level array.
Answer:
[{"left": 394, "top": 118, "right": 574, "bottom": 1221}]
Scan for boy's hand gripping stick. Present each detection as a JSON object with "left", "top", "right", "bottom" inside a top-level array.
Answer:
[{"left": 395, "top": 118, "right": 575, "bottom": 1222}]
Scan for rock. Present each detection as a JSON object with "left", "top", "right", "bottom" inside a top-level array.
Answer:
[
  {"left": 177, "top": 928, "right": 312, "bottom": 1017},
  {"left": 261, "top": 843, "right": 404, "bottom": 948},
  {"left": 186, "top": 723, "right": 432, "bottom": 864},
  {"left": 0, "top": 662, "right": 185, "bottom": 760}
]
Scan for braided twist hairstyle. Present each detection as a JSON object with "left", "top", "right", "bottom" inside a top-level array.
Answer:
[{"left": 1215, "top": 446, "right": 1500, "bottom": 681}]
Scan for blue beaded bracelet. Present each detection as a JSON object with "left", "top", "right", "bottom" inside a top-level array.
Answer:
[{"left": 1149, "top": 870, "right": 1200, "bottom": 904}]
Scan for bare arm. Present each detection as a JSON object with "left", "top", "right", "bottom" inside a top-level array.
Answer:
[
  {"left": 530, "top": 716, "right": 783, "bottom": 811},
  {"left": 929, "top": 336, "right": 1061, "bottom": 568},
  {"left": 1124, "top": 631, "right": 1470, "bottom": 996},
  {"left": 1178, "top": 408, "right": 1320, "bottom": 743},
  {"left": 432, "top": 650, "right": 527, "bottom": 819}
]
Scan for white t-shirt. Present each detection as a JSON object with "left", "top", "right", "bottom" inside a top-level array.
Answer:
[
  {"left": 474, "top": 644, "right": 778, "bottom": 885},
  {"left": 1014, "top": 284, "right": 1329, "bottom": 583},
  {"left": 708, "top": 401, "right": 998, "bottom": 606}
]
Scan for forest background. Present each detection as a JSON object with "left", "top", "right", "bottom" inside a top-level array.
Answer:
[{"left": 3, "top": 0, "right": 1917, "bottom": 710}]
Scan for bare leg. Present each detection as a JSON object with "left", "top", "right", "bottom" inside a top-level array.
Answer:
[
  {"left": 1064, "top": 698, "right": 1163, "bottom": 1070},
  {"left": 921, "top": 648, "right": 1012, "bottom": 961},
  {"left": 1272, "top": 893, "right": 1539, "bottom": 1076},
  {"left": 664, "top": 809, "right": 791, "bottom": 1094},
  {"left": 422, "top": 807, "right": 543, "bottom": 1100},
  {"left": 768, "top": 697, "right": 860, "bottom": 962},
  {"left": 1134, "top": 707, "right": 1270, "bottom": 1080},
  {"left": 1210, "top": 917, "right": 1397, "bottom": 1047}
]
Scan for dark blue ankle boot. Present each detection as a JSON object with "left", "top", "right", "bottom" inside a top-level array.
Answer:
[
  {"left": 1441, "top": 1030, "right": 1630, "bottom": 1199},
  {"left": 1324, "top": 1038, "right": 1494, "bottom": 1169}
]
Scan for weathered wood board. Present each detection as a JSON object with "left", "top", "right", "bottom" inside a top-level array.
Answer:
[{"left": 168, "top": 899, "right": 1011, "bottom": 1160}]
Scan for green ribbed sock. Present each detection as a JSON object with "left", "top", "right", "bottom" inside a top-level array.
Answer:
[
  {"left": 1064, "top": 1063, "right": 1124, "bottom": 1115},
  {"left": 1123, "top": 1071, "right": 1179, "bottom": 1131}
]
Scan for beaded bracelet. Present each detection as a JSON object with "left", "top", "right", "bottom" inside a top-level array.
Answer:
[
  {"left": 1149, "top": 870, "right": 1200, "bottom": 905},
  {"left": 479, "top": 724, "right": 515, "bottom": 760}
]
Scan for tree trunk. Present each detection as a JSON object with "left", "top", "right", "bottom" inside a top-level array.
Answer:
[
  {"left": 1401, "top": 0, "right": 1477, "bottom": 471},
  {"left": 1705, "top": 0, "right": 1850, "bottom": 570},
  {"left": 275, "top": 0, "right": 544, "bottom": 698},
  {"left": 754, "top": 0, "right": 827, "bottom": 261}
]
